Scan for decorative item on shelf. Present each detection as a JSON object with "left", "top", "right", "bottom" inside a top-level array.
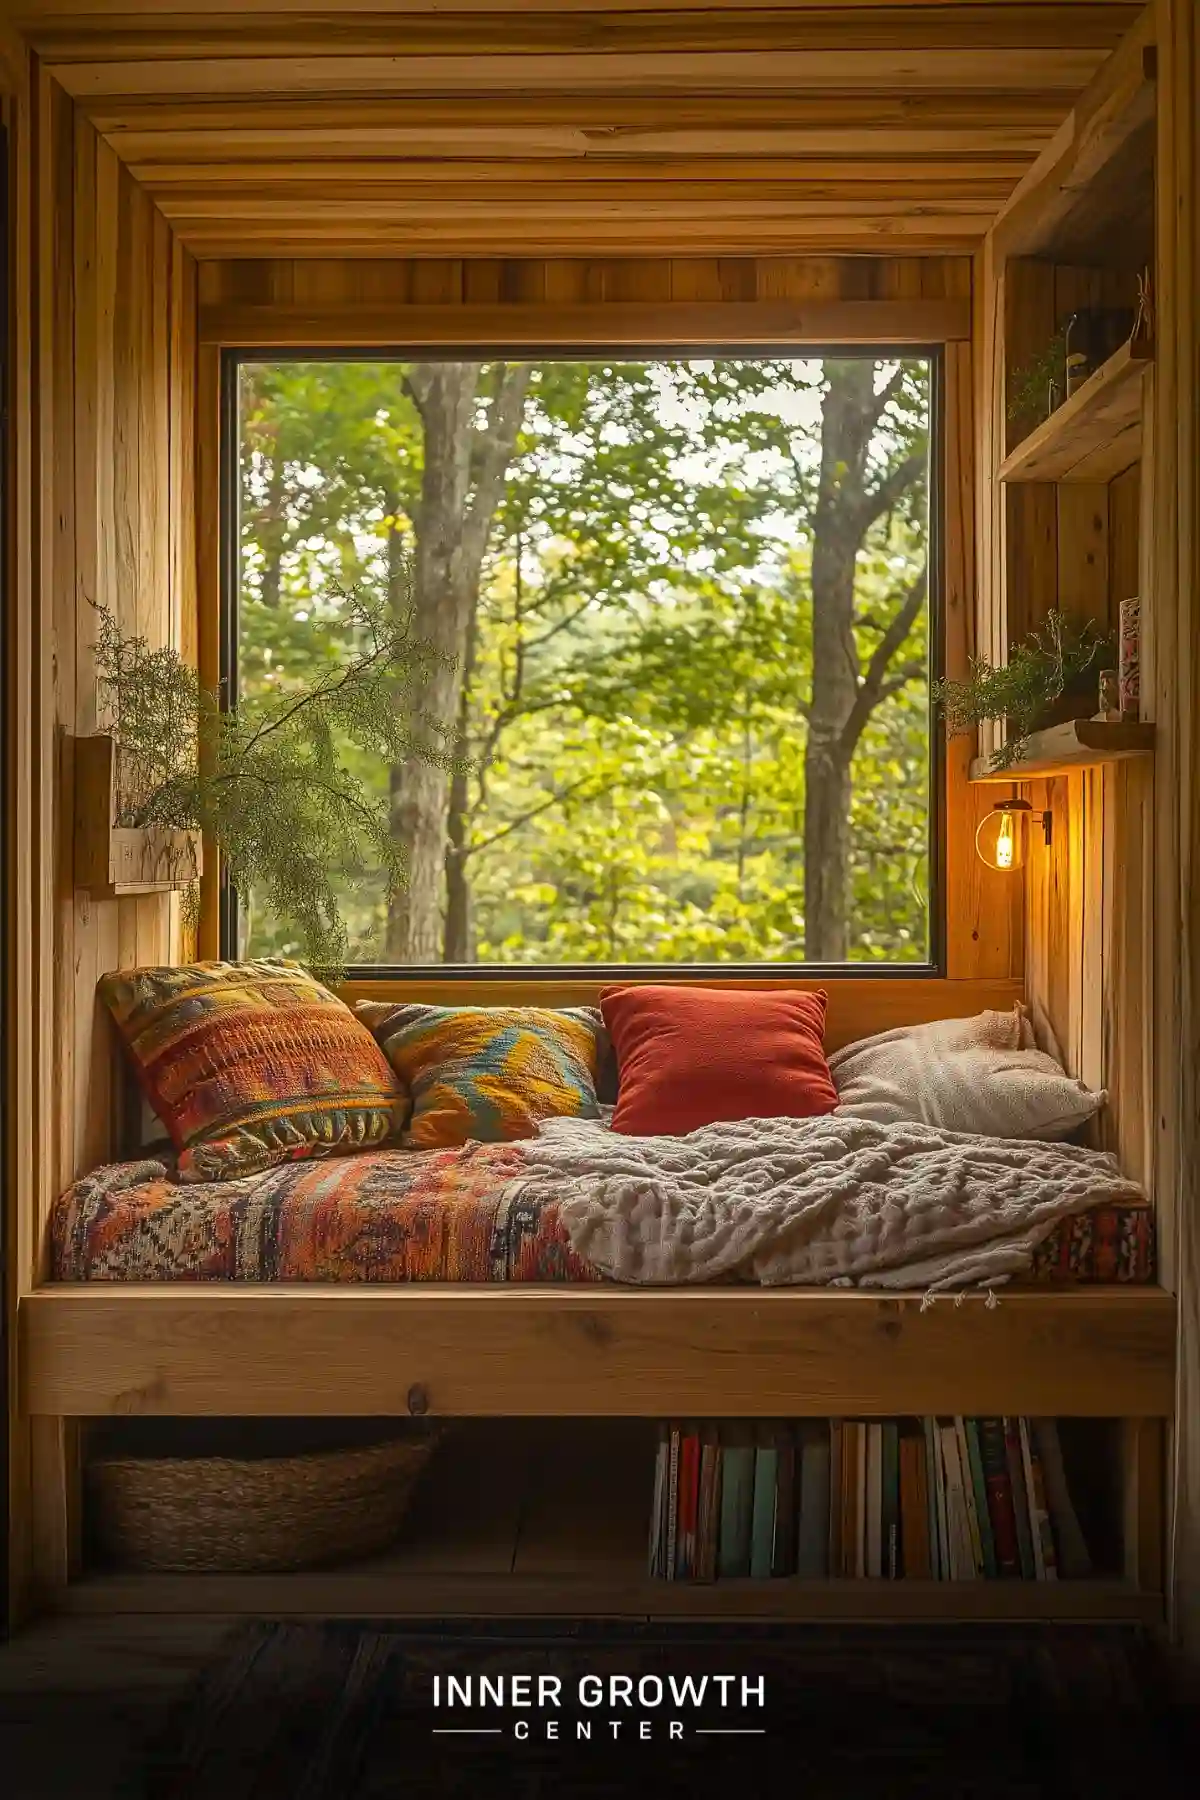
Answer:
[
  {"left": 1095, "top": 670, "right": 1122, "bottom": 722},
  {"left": 74, "top": 732, "right": 203, "bottom": 898},
  {"left": 975, "top": 798, "right": 1052, "bottom": 873},
  {"left": 1063, "top": 311, "right": 1093, "bottom": 399},
  {"left": 933, "top": 609, "right": 1113, "bottom": 774},
  {"left": 87, "top": 569, "right": 449, "bottom": 972},
  {"left": 1131, "top": 268, "right": 1154, "bottom": 350},
  {"left": 1118, "top": 597, "right": 1141, "bottom": 719}
]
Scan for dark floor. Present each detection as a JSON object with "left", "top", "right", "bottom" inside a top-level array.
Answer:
[
  {"left": 0, "top": 1617, "right": 235, "bottom": 1799},
  {"left": 0, "top": 1617, "right": 1193, "bottom": 1799}
]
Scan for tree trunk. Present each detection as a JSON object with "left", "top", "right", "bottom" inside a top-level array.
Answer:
[
  {"left": 385, "top": 361, "right": 531, "bottom": 963},
  {"left": 803, "top": 360, "right": 928, "bottom": 962},
  {"left": 443, "top": 614, "right": 478, "bottom": 964},
  {"left": 804, "top": 361, "right": 883, "bottom": 963}
]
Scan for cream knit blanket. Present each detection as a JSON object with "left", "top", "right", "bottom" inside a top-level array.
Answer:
[{"left": 511, "top": 1114, "right": 1144, "bottom": 1291}]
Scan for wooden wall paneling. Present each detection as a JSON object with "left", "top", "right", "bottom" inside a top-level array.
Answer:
[
  {"left": 1152, "top": 0, "right": 1200, "bottom": 1660},
  {"left": 1109, "top": 462, "right": 1141, "bottom": 604},
  {"left": 944, "top": 336, "right": 1021, "bottom": 978},
  {"left": 972, "top": 235, "right": 1006, "bottom": 770},
  {"left": 71, "top": 105, "right": 112, "bottom": 1179},
  {"left": 45, "top": 69, "right": 77, "bottom": 1221},
  {"left": 194, "top": 340, "right": 221, "bottom": 962},
  {"left": 4, "top": 28, "right": 48, "bottom": 1631}
]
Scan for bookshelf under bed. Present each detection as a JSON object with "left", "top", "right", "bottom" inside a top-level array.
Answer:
[{"left": 67, "top": 1416, "right": 1164, "bottom": 1626}]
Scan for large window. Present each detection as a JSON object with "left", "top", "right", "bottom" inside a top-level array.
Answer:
[{"left": 227, "top": 352, "right": 939, "bottom": 969}]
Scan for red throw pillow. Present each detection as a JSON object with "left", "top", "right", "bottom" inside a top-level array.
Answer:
[{"left": 600, "top": 984, "right": 839, "bottom": 1136}]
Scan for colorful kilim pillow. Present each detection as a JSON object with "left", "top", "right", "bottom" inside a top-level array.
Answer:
[
  {"left": 356, "top": 1003, "right": 603, "bottom": 1148},
  {"left": 100, "top": 959, "right": 406, "bottom": 1183}
]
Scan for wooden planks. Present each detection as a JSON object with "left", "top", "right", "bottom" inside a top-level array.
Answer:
[
  {"left": 59, "top": 1564, "right": 1165, "bottom": 1623},
  {"left": 998, "top": 339, "right": 1151, "bottom": 482},
  {"left": 992, "top": 5, "right": 1156, "bottom": 263},
  {"left": 2, "top": 6, "right": 1137, "bottom": 257},
  {"left": 19, "top": 1286, "right": 1177, "bottom": 1420},
  {"left": 199, "top": 296, "right": 970, "bottom": 349}
]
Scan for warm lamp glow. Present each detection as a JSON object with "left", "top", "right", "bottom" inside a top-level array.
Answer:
[{"left": 975, "top": 799, "right": 1032, "bottom": 872}]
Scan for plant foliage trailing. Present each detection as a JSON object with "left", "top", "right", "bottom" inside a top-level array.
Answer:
[
  {"left": 933, "top": 609, "right": 1112, "bottom": 771},
  {"left": 1006, "top": 329, "right": 1069, "bottom": 425},
  {"left": 91, "top": 570, "right": 454, "bottom": 974}
]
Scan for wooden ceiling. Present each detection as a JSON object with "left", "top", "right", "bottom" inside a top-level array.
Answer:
[{"left": 17, "top": 2, "right": 1143, "bottom": 258}]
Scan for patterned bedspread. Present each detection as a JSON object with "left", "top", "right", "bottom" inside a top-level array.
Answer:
[{"left": 51, "top": 1146, "right": 1155, "bottom": 1284}]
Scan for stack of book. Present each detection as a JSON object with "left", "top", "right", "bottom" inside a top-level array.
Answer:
[{"left": 647, "top": 1417, "right": 1093, "bottom": 1582}]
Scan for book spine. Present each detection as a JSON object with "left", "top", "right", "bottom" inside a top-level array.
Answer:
[
  {"left": 964, "top": 1420, "right": 997, "bottom": 1579},
  {"left": 697, "top": 1435, "right": 719, "bottom": 1584},
  {"left": 718, "top": 1442, "right": 754, "bottom": 1579},
  {"left": 924, "top": 1417, "right": 945, "bottom": 1579},
  {"left": 854, "top": 1423, "right": 868, "bottom": 1579},
  {"left": 827, "top": 1421, "right": 843, "bottom": 1578},
  {"left": 940, "top": 1424, "right": 973, "bottom": 1580},
  {"left": 666, "top": 1424, "right": 681, "bottom": 1583},
  {"left": 1018, "top": 1418, "right": 1048, "bottom": 1580},
  {"left": 648, "top": 1429, "right": 667, "bottom": 1578},
  {"left": 1004, "top": 1415, "right": 1037, "bottom": 1580},
  {"left": 978, "top": 1418, "right": 1021, "bottom": 1578},
  {"left": 771, "top": 1430, "right": 797, "bottom": 1579},
  {"left": 882, "top": 1422, "right": 900, "bottom": 1579},
  {"left": 1022, "top": 1421, "right": 1059, "bottom": 1582},
  {"left": 842, "top": 1422, "right": 860, "bottom": 1579},
  {"left": 953, "top": 1418, "right": 984, "bottom": 1576},
  {"left": 797, "top": 1426, "right": 831, "bottom": 1579},
  {"left": 899, "top": 1429, "right": 930, "bottom": 1581},
  {"left": 863, "top": 1423, "right": 881, "bottom": 1579},
  {"left": 677, "top": 1430, "right": 699, "bottom": 1579},
  {"left": 750, "top": 1440, "right": 778, "bottom": 1580}
]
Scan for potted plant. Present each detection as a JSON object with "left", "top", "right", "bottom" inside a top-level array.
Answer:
[
  {"left": 933, "top": 609, "right": 1113, "bottom": 772},
  {"left": 87, "top": 571, "right": 454, "bottom": 973}
]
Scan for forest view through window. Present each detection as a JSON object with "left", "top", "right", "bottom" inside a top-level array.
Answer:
[{"left": 232, "top": 353, "right": 936, "bottom": 967}]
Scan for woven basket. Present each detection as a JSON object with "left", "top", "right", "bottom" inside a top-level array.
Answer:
[{"left": 88, "top": 1426, "right": 442, "bottom": 1573}]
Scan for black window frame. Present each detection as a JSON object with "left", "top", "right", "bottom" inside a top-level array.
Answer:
[{"left": 219, "top": 342, "right": 946, "bottom": 980}]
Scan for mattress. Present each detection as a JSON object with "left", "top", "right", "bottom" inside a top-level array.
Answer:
[{"left": 51, "top": 1145, "right": 1156, "bottom": 1285}]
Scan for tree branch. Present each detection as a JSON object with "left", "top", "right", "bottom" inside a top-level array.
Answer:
[
  {"left": 855, "top": 449, "right": 926, "bottom": 535},
  {"left": 461, "top": 363, "right": 533, "bottom": 579},
  {"left": 838, "top": 564, "right": 928, "bottom": 755}
]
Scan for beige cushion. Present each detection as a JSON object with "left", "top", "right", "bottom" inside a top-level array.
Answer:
[{"left": 827, "top": 1005, "right": 1105, "bottom": 1140}]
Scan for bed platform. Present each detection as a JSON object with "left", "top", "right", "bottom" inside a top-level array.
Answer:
[{"left": 20, "top": 1283, "right": 1176, "bottom": 1421}]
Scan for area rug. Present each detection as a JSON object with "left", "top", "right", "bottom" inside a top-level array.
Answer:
[{"left": 138, "top": 1621, "right": 1190, "bottom": 1800}]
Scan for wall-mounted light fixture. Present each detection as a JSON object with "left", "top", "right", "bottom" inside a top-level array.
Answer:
[{"left": 975, "top": 797, "right": 1052, "bottom": 872}]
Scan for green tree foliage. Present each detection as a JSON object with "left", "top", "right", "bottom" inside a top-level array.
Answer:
[{"left": 236, "top": 356, "right": 931, "bottom": 966}]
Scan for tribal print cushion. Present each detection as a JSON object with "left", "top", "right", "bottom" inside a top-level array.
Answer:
[
  {"left": 356, "top": 1002, "right": 603, "bottom": 1148},
  {"left": 100, "top": 959, "right": 406, "bottom": 1182}
]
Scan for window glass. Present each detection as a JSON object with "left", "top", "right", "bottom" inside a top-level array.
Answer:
[{"left": 233, "top": 355, "right": 934, "bottom": 966}]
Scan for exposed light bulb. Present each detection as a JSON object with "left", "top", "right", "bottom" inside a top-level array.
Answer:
[{"left": 995, "top": 813, "right": 1015, "bottom": 870}]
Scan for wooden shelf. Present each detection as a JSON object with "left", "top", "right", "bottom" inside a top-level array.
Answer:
[
  {"left": 992, "top": 16, "right": 1156, "bottom": 269},
  {"left": 65, "top": 1422, "right": 1161, "bottom": 1625},
  {"left": 73, "top": 733, "right": 202, "bottom": 897},
  {"left": 998, "top": 339, "right": 1152, "bottom": 484},
  {"left": 970, "top": 719, "right": 1155, "bottom": 784}
]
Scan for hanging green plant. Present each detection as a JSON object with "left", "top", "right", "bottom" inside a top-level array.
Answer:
[
  {"left": 91, "top": 570, "right": 457, "bottom": 975},
  {"left": 1006, "top": 329, "right": 1068, "bottom": 425},
  {"left": 933, "top": 609, "right": 1113, "bottom": 772}
]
